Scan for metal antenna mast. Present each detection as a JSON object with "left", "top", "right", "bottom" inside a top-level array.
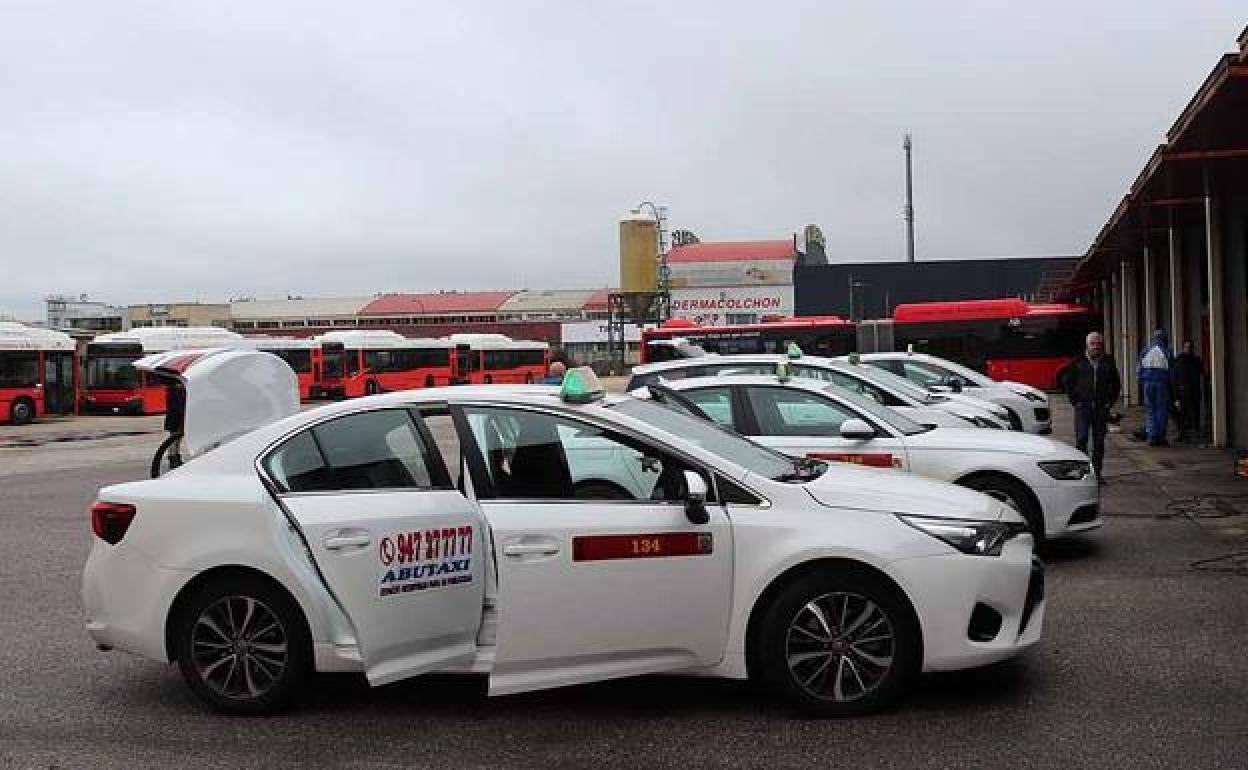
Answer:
[{"left": 904, "top": 133, "right": 915, "bottom": 263}]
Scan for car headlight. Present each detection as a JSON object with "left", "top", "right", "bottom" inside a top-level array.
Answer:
[
  {"left": 1021, "top": 391, "right": 1045, "bottom": 403},
  {"left": 1038, "top": 460, "right": 1092, "bottom": 481},
  {"left": 971, "top": 416, "right": 1002, "bottom": 429},
  {"left": 897, "top": 515, "right": 1028, "bottom": 557}
]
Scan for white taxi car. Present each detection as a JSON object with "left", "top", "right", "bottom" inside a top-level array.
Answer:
[
  {"left": 83, "top": 351, "right": 1044, "bottom": 717},
  {"left": 627, "top": 354, "right": 1012, "bottom": 430},
  {"left": 647, "top": 374, "right": 1100, "bottom": 541},
  {"left": 853, "top": 352, "right": 1053, "bottom": 434}
]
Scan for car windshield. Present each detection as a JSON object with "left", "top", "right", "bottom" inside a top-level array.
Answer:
[
  {"left": 843, "top": 364, "right": 939, "bottom": 404},
  {"left": 609, "top": 397, "right": 818, "bottom": 483},
  {"left": 928, "top": 357, "right": 995, "bottom": 387},
  {"left": 817, "top": 382, "right": 930, "bottom": 436}
]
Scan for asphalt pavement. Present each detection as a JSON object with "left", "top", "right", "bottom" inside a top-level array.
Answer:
[{"left": 1, "top": 404, "right": 1246, "bottom": 769}]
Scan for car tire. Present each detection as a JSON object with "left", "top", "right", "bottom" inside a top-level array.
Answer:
[
  {"left": 755, "top": 568, "right": 921, "bottom": 717},
  {"left": 9, "top": 397, "right": 35, "bottom": 426},
  {"left": 960, "top": 473, "right": 1044, "bottom": 542},
  {"left": 174, "top": 575, "right": 312, "bottom": 715}
]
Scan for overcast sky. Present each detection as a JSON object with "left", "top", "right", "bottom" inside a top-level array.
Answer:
[{"left": 0, "top": 1, "right": 1243, "bottom": 319}]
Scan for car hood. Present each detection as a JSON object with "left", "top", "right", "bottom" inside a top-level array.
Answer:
[
  {"left": 906, "top": 426, "right": 1078, "bottom": 457},
  {"left": 802, "top": 463, "right": 1010, "bottom": 522},
  {"left": 943, "top": 393, "right": 1010, "bottom": 418},
  {"left": 1002, "top": 380, "right": 1049, "bottom": 401}
]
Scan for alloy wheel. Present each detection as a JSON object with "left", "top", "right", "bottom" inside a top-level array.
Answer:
[
  {"left": 191, "top": 596, "right": 288, "bottom": 700},
  {"left": 785, "top": 592, "right": 896, "bottom": 702}
]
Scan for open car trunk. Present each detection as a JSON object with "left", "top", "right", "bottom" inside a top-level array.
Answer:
[{"left": 133, "top": 348, "right": 300, "bottom": 459}]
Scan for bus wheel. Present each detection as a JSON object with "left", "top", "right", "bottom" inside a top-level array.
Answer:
[
  {"left": 10, "top": 397, "right": 35, "bottom": 426},
  {"left": 484, "top": 375, "right": 493, "bottom": 385},
  {"left": 365, "top": 380, "right": 379, "bottom": 396}
]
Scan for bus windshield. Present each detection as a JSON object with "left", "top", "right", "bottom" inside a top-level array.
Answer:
[{"left": 87, "top": 356, "right": 139, "bottom": 389}]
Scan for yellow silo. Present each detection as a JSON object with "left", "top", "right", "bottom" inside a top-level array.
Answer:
[{"left": 619, "top": 212, "right": 659, "bottom": 293}]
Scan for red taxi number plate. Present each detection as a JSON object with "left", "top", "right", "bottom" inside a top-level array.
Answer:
[{"left": 572, "top": 532, "right": 713, "bottom": 562}]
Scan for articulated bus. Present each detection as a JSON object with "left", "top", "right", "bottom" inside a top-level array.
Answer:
[
  {"left": 311, "top": 331, "right": 452, "bottom": 399},
  {"left": 882, "top": 299, "right": 1094, "bottom": 391},
  {"left": 449, "top": 334, "right": 549, "bottom": 385},
  {"left": 642, "top": 300, "right": 1096, "bottom": 390},
  {"left": 247, "top": 337, "right": 319, "bottom": 400},
  {"left": 0, "top": 322, "right": 77, "bottom": 425},
  {"left": 640, "top": 317, "right": 856, "bottom": 363},
  {"left": 83, "top": 327, "right": 246, "bottom": 414}
]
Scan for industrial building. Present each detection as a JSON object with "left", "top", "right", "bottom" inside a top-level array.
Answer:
[
  {"left": 1059, "top": 27, "right": 1248, "bottom": 448},
  {"left": 44, "top": 295, "right": 124, "bottom": 333},
  {"left": 126, "top": 302, "right": 231, "bottom": 330}
]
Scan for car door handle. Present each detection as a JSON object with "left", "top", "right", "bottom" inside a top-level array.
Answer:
[
  {"left": 324, "top": 534, "right": 371, "bottom": 551},
  {"left": 502, "top": 542, "right": 560, "bottom": 557}
]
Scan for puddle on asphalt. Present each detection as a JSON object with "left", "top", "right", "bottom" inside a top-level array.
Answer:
[{"left": 0, "top": 430, "right": 158, "bottom": 449}]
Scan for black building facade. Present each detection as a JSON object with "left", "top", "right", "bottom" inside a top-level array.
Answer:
[{"left": 795, "top": 257, "right": 1077, "bottom": 320}]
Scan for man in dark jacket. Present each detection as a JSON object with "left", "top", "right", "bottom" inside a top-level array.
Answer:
[
  {"left": 1171, "top": 340, "right": 1203, "bottom": 442},
  {"left": 1061, "top": 331, "right": 1121, "bottom": 482}
]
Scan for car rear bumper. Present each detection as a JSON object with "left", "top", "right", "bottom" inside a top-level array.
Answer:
[
  {"left": 890, "top": 538, "right": 1043, "bottom": 673},
  {"left": 82, "top": 539, "right": 191, "bottom": 662}
]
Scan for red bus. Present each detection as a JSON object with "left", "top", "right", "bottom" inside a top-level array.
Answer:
[
  {"left": 248, "top": 337, "right": 319, "bottom": 400},
  {"left": 311, "top": 331, "right": 452, "bottom": 398},
  {"left": 82, "top": 327, "right": 247, "bottom": 414},
  {"left": 641, "top": 300, "right": 1095, "bottom": 390},
  {"left": 882, "top": 299, "right": 1096, "bottom": 390},
  {"left": 0, "top": 322, "right": 78, "bottom": 425},
  {"left": 449, "top": 334, "right": 549, "bottom": 384},
  {"left": 641, "top": 317, "right": 855, "bottom": 364}
]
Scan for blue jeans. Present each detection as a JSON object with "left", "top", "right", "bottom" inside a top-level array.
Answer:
[
  {"left": 1074, "top": 402, "right": 1108, "bottom": 477},
  {"left": 1143, "top": 380, "right": 1170, "bottom": 442}
]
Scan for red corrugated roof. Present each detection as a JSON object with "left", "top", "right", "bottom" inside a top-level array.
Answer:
[
  {"left": 361, "top": 291, "right": 517, "bottom": 315},
  {"left": 667, "top": 240, "right": 796, "bottom": 264},
  {"left": 583, "top": 288, "right": 617, "bottom": 310}
]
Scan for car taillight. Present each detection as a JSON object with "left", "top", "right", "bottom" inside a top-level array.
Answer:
[{"left": 91, "top": 502, "right": 136, "bottom": 545}]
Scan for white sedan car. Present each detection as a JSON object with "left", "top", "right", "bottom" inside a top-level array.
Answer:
[
  {"left": 83, "top": 351, "right": 1044, "bottom": 717},
  {"left": 628, "top": 354, "right": 1012, "bottom": 430},
  {"left": 647, "top": 374, "right": 1100, "bottom": 541},
  {"left": 853, "top": 352, "right": 1053, "bottom": 434}
]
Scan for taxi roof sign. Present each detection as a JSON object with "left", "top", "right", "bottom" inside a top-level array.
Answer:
[{"left": 560, "top": 366, "right": 605, "bottom": 403}]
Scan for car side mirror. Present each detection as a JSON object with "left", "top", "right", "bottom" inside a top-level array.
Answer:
[
  {"left": 840, "top": 418, "right": 875, "bottom": 440},
  {"left": 683, "top": 470, "right": 710, "bottom": 525}
]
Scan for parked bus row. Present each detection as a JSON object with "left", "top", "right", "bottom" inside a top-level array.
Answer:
[
  {"left": 2, "top": 297, "right": 1093, "bottom": 425},
  {"left": 1, "top": 326, "right": 549, "bottom": 424},
  {"left": 641, "top": 299, "right": 1096, "bottom": 391}
]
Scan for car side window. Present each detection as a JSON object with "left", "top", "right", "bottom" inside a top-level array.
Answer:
[
  {"left": 264, "top": 409, "right": 446, "bottom": 493},
  {"left": 745, "top": 386, "right": 858, "bottom": 437},
  {"left": 681, "top": 387, "right": 735, "bottom": 429},
  {"left": 462, "top": 406, "right": 705, "bottom": 503}
]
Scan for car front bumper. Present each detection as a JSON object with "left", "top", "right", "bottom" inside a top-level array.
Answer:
[
  {"left": 890, "top": 537, "right": 1044, "bottom": 673},
  {"left": 1036, "top": 477, "right": 1102, "bottom": 538}
]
